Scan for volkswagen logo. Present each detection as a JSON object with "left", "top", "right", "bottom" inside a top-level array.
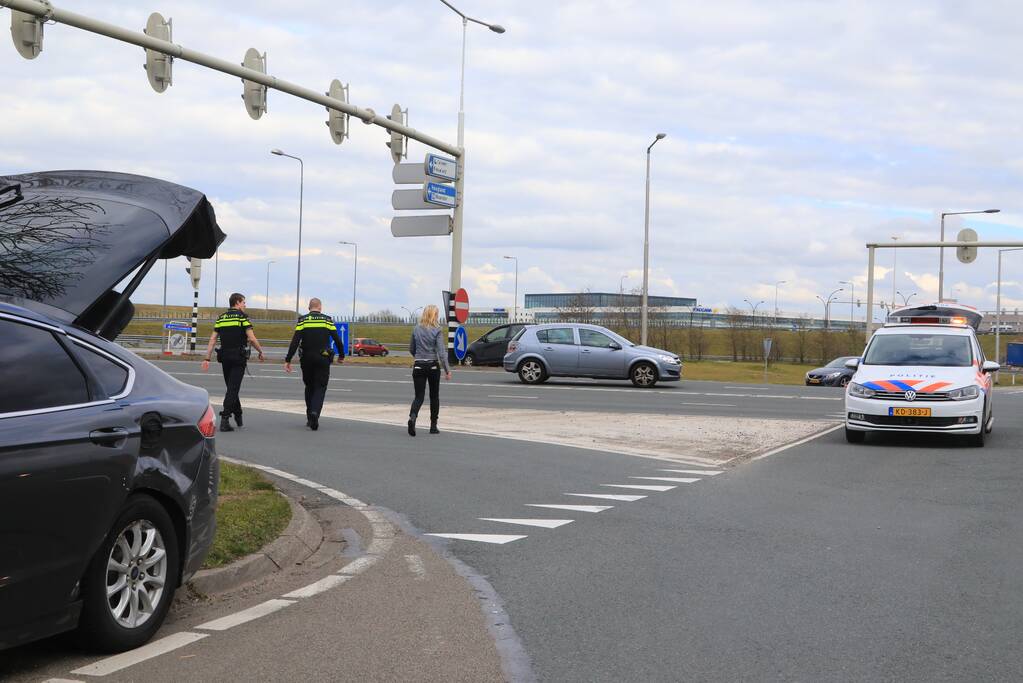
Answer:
[{"left": 904, "top": 390, "right": 917, "bottom": 402}]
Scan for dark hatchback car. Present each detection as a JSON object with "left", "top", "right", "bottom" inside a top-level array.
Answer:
[
  {"left": 805, "top": 356, "right": 858, "bottom": 387},
  {"left": 0, "top": 171, "right": 223, "bottom": 652},
  {"left": 464, "top": 323, "right": 527, "bottom": 366}
]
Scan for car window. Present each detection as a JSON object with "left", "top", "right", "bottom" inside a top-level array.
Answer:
[
  {"left": 0, "top": 319, "right": 90, "bottom": 414},
  {"left": 487, "top": 327, "right": 510, "bottom": 342},
  {"left": 579, "top": 329, "right": 616, "bottom": 348},
  {"left": 863, "top": 334, "right": 973, "bottom": 367},
  {"left": 74, "top": 342, "right": 130, "bottom": 397},
  {"left": 537, "top": 328, "right": 575, "bottom": 345},
  {"left": 511, "top": 327, "right": 528, "bottom": 341},
  {"left": 826, "top": 357, "right": 850, "bottom": 368}
]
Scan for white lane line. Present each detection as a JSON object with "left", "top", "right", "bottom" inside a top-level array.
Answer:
[
  {"left": 70, "top": 632, "right": 208, "bottom": 676},
  {"left": 799, "top": 396, "right": 842, "bottom": 401},
  {"left": 405, "top": 554, "right": 427, "bottom": 580},
  {"left": 603, "top": 484, "right": 676, "bottom": 492},
  {"left": 566, "top": 493, "right": 647, "bottom": 502},
  {"left": 425, "top": 533, "right": 527, "bottom": 544},
  {"left": 487, "top": 395, "right": 538, "bottom": 399},
  {"left": 526, "top": 503, "right": 612, "bottom": 513},
  {"left": 680, "top": 402, "right": 737, "bottom": 407},
  {"left": 660, "top": 469, "right": 723, "bottom": 476},
  {"left": 630, "top": 476, "right": 700, "bottom": 483},
  {"left": 746, "top": 424, "right": 844, "bottom": 462},
  {"left": 479, "top": 518, "right": 574, "bottom": 529},
  {"left": 704, "top": 392, "right": 752, "bottom": 397},
  {"left": 43, "top": 679, "right": 86, "bottom": 682},
  {"left": 195, "top": 599, "right": 296, "bottom": 631},
  {"left": 281, "top": 574, "right": 352, "bottom": 599}
]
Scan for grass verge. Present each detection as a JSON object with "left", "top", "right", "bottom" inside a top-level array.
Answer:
[
  {"left": 681, "top": 360, "right": 818, "bottom": 386},
  {"left": 202, "top": 462, "right": 292, "bottom": 569}
]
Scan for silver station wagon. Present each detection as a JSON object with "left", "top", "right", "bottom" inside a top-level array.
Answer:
[{"left": 503, "top": 323, "right": 682, "bottom": 387}]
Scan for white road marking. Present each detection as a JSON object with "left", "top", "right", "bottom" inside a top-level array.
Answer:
[
  {"left": 630, "top": 476, "right": 700, "bottom": 483},
  {"left": 405, "top": 554, "right": 427, "bottom": 580},
  {"left": 659, "top": 469, "right": 722, "bottom": 476},
  {"left": 680, "top": 402, "right": 737, "bottom": 407},
  {"left": 526, "top": 503, "right": 612, "bottom": 513},
  {"left": 479, "top": 518, "right": 574, "bottom": 529},
  {"left": 425, "top": 533, "right": 527, "bottom": 544},
  {"left": 799, "top": 396, "right": 842, "bottom": 401},
  {"left": 281, "top": 574, "right": 352, "bottom": 599},
  {"left": 745, "top": 424, "right": 844, "bottom": 463},
  {"left": 566, "top": 493, "right": 646, "bottom": 501},
  {"left": 70, "top": 632, "right": 208, "bottom": 676},
  {"left": 339, "top": 555, "right": 378, "bottom": 575},
  {"left": 43, "top": 679, "right": 86, "bottom": 682},
  {"left": 603, "top": 484, "right": 676, "bottom": 492},
  {"left": 195, "top": 599, "right": 296, "bottom": 631},
  {"left": 487, "top": 395, "right": 538, "bottom": 399}
]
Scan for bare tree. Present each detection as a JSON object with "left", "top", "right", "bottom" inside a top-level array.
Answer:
[
  {"left": 557, "top": 290, "right": 597, "bottom": 323},
  {"left": 793, "top": 315, "right": 812, "bottom": 364}
]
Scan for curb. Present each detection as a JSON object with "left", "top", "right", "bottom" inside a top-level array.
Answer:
[{"left": 188, "top": 490, "right": 323, "bottom": 596}]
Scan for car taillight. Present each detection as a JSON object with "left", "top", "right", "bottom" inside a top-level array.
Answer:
[
  {"left": 197, "top": 405, "right": 216, "bottom": 438},
  {"left": 507, "top": 341, "right": 519, "bottom": 353}
]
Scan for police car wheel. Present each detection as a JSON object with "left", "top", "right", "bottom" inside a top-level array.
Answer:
[
  {"left": 845, "top": 427, "right": 865, "bottom": 444},
  {"left": 78, "top": 494, "right": 179, "bottom": 652}
]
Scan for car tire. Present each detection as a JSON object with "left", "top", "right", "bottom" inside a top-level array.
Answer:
[
  {"left": 463, "top": 353, "right": 476, "bottom": 367},
  {"left": 630, "top": 362, "right": 658, "bottom": 388},
  {"left": 518, "top": 359, "right": 547, "bottom": 385},
  {"left": 969, "top": 428, "right": 986, "bottom": 447},
  {"left": 845, "top": 427, "right": 865, "bottom": 443},
  {"left": 382, "top": 350, "right": 388, "bottom": 357},
  {"left": 78, "top": 494, "right": 180, "bottom": 653},
  {"left": 356, "top": 350, "right": 364, "bottom": 357},
  {"left": 839, "top": 376, "right": 850, "bottom": 388}
]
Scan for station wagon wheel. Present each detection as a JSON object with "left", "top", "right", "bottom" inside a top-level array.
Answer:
[
  {"left": 518, "top": 359, "right": 547, "bottom": 384},
  {"left": 79, "top": 494, "right": 180, "bottom": 652},
  {"left": 630, "top": 362, "right": 658, "bottom": 388}
]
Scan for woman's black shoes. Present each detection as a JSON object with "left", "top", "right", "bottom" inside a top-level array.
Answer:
[
  {"left": 429, "top": 421, "right": 440, "bottom": 434},
  {"left": 407, "top": 419, "right": 416, "bottom": 437}
]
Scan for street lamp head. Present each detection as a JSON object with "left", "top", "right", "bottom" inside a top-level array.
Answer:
[
  {"left": 655, "top": 133, "right": 667, "bottom": 140},
  {"left": 270, "top": 149, "right": 283, "bottom": 156},
  {"left": 985, "top": 209, "right": 1001, "bottom": 213},
  {"left": 489, "top": 23, "right": 506, "bottom": 33},
  {"left": 503, "top": 255, "right": 515, "bottom": 260}
]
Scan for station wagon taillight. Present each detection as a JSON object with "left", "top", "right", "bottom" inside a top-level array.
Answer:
[{"left": 197, "top": 405, "right": 216, "bottom": 438}]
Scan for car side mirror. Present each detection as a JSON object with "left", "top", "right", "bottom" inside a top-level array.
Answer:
[
  {"left": 609, "top": 341, "right": 622, "bottom": 350},
  {"left": 844, "top": 358, "right": 860, "bottom": 369},
  {"left": 982, "top": 360, "right": 1000, "bottom": 373}
]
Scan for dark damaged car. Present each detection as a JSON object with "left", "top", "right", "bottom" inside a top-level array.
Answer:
[{"left": 0, "top": 171, "right": 225, "bottom": 652}]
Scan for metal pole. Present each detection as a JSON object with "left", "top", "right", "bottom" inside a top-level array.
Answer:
[
  {"left": 352, "top": 243, "right": 358, "bottom": 324},
  {"left": 641, "top": 147, "right": 651, "bottom": 345},
  {"left": 214, "top": 250, "right": 219, "bottom": 310},
  {"left": 865, "top": 246, "right": 875, "bottom": 343},
  {"left": 938, "top": 213, "right": 946, "bottom": 302},
  {"left": 162, "top": 258, "right": 168, "bottom": 319},
  {"left": 449, "top": 16, "right": 467, "bottom": 293},
  {"left": 774, "top": 280, "right": 785, "bottom": 327},
  {"left": 297, "top": 158, "right": 304, "bottom": 314},
  {"left": 891, "top": 235, "right": 898, "bottom": 307},
  {"left": 513, "top": 258, "right": 518, "bottom": 323},
  {"left": 265, "top": 260, "right": 274, "bottom": 312},
  {"left": 996, "top": 249, "right": 1002, "bottom": 369},
  {"left": 0, "top": 0, "right": 461, "bottom": 156}
]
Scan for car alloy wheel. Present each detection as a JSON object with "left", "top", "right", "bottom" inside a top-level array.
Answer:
[
  {"left": 106, "top": 520, "right": 168, "bottom": 629},
  {"left": 839, "top": 376, "right": 850, "bottom": 387},
  {"left": 518, "top": 359, "right": 545, "bottom": 384},
  {"left": 382, "top": 350, "right": 388, "bottom": 356},
  {"left": 630, "top": 362, "right": 657, "bottom": 388},
  {"left": 463, "top": 353, "right": 475, "bottom": 367}
]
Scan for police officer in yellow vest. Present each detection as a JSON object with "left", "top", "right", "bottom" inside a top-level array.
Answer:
[
  {"left": 284, "top": 298, "right": 345, "bottom": 430},
  {"left": 201, "top": 292, "right": 266, "bottom": 432}
]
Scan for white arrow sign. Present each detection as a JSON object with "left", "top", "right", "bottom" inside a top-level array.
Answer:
[{"left": 391, "top": 215, "right": 453, "bottom": 237}]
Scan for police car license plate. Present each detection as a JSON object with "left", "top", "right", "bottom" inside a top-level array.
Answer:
[{"left": 890, "top": 407, "right": 931, "bottom": 417}]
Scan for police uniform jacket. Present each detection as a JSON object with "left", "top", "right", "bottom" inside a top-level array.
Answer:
[
  {"left": 286, "top": 312, "right": 345, "bottom": 363},
  {"left": 214, "top": 308, "right": 252, "bottom": 359}
]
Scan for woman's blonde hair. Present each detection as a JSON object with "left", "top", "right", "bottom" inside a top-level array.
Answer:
[{"left": 419, "top": 304, "right": 441, "bottom": 329}]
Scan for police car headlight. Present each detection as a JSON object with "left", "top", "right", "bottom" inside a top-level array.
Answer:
[
  {"left": 848, "top": 382, "right": 874, "bottom": 398},
  {"left": 658, "top": 354, "right": 680, "bottom": 365},
  {"left": 947, "top": 385, "right": 981, "bottom": 401}
]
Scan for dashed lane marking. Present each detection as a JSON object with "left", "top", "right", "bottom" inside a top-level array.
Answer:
[
  {"left": 479, "top": 518, "right": 574, "bottom": 529},
  {"left": 526, "top": 503, "right": 612, "bottom": 513},
  {"left": 659, "top": 469, "right": 722, "bottom": 476},
  {"left": 70, "top": 632, "right": 209, "bottom": 676},
  {"left": 425, "top": 533, "right": 527, "bottom": 544},
  {"left": 487, "top": 395, "right": 539, "bottom": 399},
  {"left": 680, "top": 402, "right": 737, "bottom": 407},
  {"left": 43, "top": 679, "right": 85, "bottom": 682},
  {"left": 603, "top": 484, "right": 676, "bottom": 492},
  {"left": 630, "top": 476, "right": 700, "bottom": 483},
  {"left": 566, "top": 493, "right": 646, "bottom": 502},
  {"left": 195, "top": 599, "right": 296, "bottom": 631}
]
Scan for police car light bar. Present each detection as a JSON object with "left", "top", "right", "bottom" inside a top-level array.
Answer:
[{"left": 886, "top": 304, "right": 982, "bottom": 330}]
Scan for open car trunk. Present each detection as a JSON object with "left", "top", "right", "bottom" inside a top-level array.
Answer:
[{"left": 0, "top": 170, "right": 226, "bottom": 340}]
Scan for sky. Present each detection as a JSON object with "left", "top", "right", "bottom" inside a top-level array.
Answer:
[{"left": 3, "top": 0, "right": 1023, "bottom": 323}]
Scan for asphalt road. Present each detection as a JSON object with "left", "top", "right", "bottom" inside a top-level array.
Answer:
[
  {"left": 153, "top": 359, "right": 849, "bottom": 420},
  {"left": 170, "top": 386, "right": 1023, "bottom": 681}
]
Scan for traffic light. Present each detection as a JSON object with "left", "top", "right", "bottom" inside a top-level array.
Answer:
[
  {"left": 385, "top": 103, "right": 407, "bottom": 164},
  {"left": 143, "top": 12, "right": 173, "bottom": 93},
  {"left": 325, "top": 79, "right": 349, "bottom": 145},
  {"left": 10, "top": 9, "right": 44, "bottom": 59},
  {"left": 241, "top": 48, "right": 267, "bottom": 120}
]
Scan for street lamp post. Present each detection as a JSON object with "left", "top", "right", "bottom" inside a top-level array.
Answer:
[
  {"left": 996, "top": 248, "right": 1023, "bottom": 370},
  {"left": 896, "top": 290, "right": 917, "bottom": 307},
  {"left": 265, "top": 260, "right": 276, "bottom": 313},
  {"left": 839, "top": 280, "right": 855, "bottom": 326},
  {"left": 162, "top": 258, "right": 168, "bottom": 319},
  {"left": 270, "top": 149, "right": 304, "bottom": 313},
  {"left": 503, "top": 255, "right": 518, "bottom": 322},
  {"left": 437, "top": 0, "right": 505, "bottom": 293},
  {"left": 816, "top": 288, "right": 843, "bottom": 331},
  {"left": 743, "top": 298, "right": 765, "bottom": 328},
  {"left": 774, "top": 280, "right": 786, "bottom": 327},
  {"left": 339, "top": 241, "right": 358, "bottom": 325},
  {"left": 890, "top": 235, "right": 899, "bottom": 306},
  {"left": 938, "top": 208, "right": 1000, "bottom": 301},
  {"left": 641, "top": 132, "right": 667, "bottom": 346}
]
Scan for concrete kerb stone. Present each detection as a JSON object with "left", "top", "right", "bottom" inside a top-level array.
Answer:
[{"left": 188, "top": 492, "right": 323, "bottom": 596}]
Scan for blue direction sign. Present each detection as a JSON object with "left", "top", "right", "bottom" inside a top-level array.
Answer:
[
  {"left": 424, "top": 182, "right": 457, "bottom": 208},
  {"left": 425, "top": 153, "right": 458, "bottom": 181},
  {"left": 329, "top": 322, "right": 351, "bottom": 356},
  {"left": 164, "top": 322, "right": 191, "bottom": 332},
  {"left": 453, "top": 325, "right": 469, "bottom": 361}
]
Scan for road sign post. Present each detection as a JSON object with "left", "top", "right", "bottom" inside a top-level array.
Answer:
[{"left": 763, "top": 337, "right": 773, "bottom": 382}]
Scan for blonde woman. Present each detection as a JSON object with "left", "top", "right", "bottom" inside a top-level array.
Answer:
[{"left": 408, "top": 304, "right": 452, "bottom": 436}]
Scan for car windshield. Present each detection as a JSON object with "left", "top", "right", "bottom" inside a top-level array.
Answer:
[
  {"left": 863, "top": 333, "right": 973, "bottom": 367},
  {"left": 826, "top": 357, "right": 851, "bottom": 368}
]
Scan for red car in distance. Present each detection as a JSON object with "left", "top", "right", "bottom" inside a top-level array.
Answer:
[{"left": 353, "top": 338, "right": 389, "bottom": 356}]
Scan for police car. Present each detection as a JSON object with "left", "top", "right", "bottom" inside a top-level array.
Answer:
[{"left": 844, "top": 303, "right": 1000, "bottom": 446}]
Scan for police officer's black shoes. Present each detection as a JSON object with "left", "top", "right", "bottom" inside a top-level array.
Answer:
[
  {"left": 309, "top": 413, "right": 319, "bottom": 431},
  {"left": 234, "top": 414, "right": 243, "bottom": 428},
  {"left": 407, "top": 419, "right": 416, "bottom": 437},
  {"left": 220, "top": 416, "right": 234, "bottom": 432},
  {"left": 429, "top": 421, "right": 440, "bottom": 435}
]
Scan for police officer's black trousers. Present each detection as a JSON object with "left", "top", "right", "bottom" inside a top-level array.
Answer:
[
  {"left": 220, "top": 358, "right": 246, "bottom": 419},
  {"left": 409, "top": 362, "right": 440, "bottom": 423},
  {"left": 301, "top": 356, "right": 331, "bottom": 418}
]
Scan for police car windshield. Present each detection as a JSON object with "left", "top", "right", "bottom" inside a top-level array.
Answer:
[{"left": 863, "top": 333, "right": 973, "bottom": 367}]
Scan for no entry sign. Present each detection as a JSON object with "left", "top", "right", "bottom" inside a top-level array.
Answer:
[{"left": 454, "top": 288, "right": 470, "bottom": 324}]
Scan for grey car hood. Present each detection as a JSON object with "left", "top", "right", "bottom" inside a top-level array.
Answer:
[
  {"left": 632, "top": 344, "right": 679, "bottom": 358},
  {"left": 0, "top": 170, "right": 226, "bottom": 339}
]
